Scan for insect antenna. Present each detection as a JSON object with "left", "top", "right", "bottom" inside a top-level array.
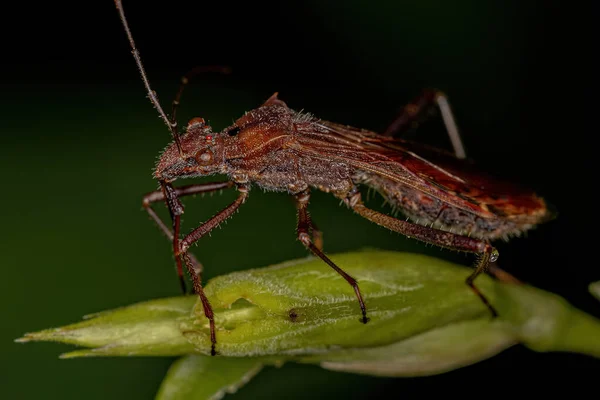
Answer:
[
  {"left": 114, "top": 0, "right": 184, "bottom": 158},
  {"left": 171, "top": 65, "right": 232, "bottom": 137}
]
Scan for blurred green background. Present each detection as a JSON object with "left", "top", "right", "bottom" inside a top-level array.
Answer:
[{"left": 1, "top": 0, "right": 596, "bottom": 398}]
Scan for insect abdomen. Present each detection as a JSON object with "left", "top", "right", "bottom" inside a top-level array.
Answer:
[{"left": 356, "top": 172, "right": 532, "bottom": 241}]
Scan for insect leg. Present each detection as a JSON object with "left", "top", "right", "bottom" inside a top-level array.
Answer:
[
  {"left": 179, "top": 185, "right": 249, "bottom": 253},
  {"left": 309, "top": 218, "right": 324, "bottom": 251},
  {"left": 170, "top": 66, "right": 232, "bottom": 138},
  {"left": 180, "top": 251, "right": 217, "bottom": 355},
  {"left": 436, "top": 92, "right": 466, "bottom": 159},
  {"left": 488, "top": 264, "right": 523, "bottom": 285},
  {"left": 344, "top": 189, "right": 498, "bottom": 316},
  {"left": 295, "top": 190, "right": 369, "bottom": 324},
  {"left": 383, "top": 89, "right": 466, "bottom": 159},
  {"left": 143, "top": 181, "right": 235, "bottom": 293},
  {"left": 383, "top": 89, "right": 438, "bottom": 137},
  {"left": 175, "top": 185, "right": 249, "bottom": 356}
]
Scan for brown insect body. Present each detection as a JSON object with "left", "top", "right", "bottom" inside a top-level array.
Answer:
[
  {"left": 156, "top": 93, "right": 549, "bottom": 242},
  {"left": 114, "top": 0, "right": 552, "bottom": 356}
]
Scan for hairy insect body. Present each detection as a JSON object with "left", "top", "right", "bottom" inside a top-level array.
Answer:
[
  {"left": 115, "top": 0, "right": 552, "bottom": 357},
  {"left": 220, "top": 104, "right": 355, "bottom": 195},
  {"left": 155, "top": 99, "right": 548, "bottom": 254},
  {"left": 221, "top": 103, "right": 544, "bottom": 243},
  {"left": 145, "top": 97, "right": 550, "bottom": 356},
  {"left": 356, "top": 173, "right": 526, "bottom": 241},
  {"left": 248, "top": 154, "right": 354, "bottom": 195}
]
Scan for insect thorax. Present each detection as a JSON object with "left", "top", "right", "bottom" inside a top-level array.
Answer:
[{"left": 249, "top": 151, "right": 354, "bottom": 195}]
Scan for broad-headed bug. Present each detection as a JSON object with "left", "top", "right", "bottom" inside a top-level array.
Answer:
[{"left": 114, "top": 0, "right": 553, "bottom": 356}]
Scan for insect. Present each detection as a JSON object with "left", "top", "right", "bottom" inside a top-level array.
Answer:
[{"left": 114, "top": 1, "right": 552, "bottom": 356}]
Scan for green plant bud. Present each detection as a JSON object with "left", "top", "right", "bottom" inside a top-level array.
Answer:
[{"left": 18, "top": 251, "right": 600, "bottom": 383}]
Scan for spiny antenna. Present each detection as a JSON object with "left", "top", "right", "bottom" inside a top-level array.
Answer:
[{"left": 114, "top": 0, "right": 184, "bottom": 157}]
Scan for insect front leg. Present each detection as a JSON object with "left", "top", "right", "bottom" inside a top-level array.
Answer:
[
  {"left": 142, "top": 181, "right": 235, "bottom": 293},
  {"left": 295, "top": 190, "right": 369, "bottom": 324},
  {"left": 383, "top": 89, "right": 466, "bottom": 159},
  {"left": 343, "top": 188, "right": 498, "bottom": 317},
  {"left": 175, "top": 184, "right": 250, "bottom": 356}
]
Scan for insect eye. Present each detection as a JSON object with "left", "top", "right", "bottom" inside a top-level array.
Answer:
[{"left": 195, "top": 149, "right": 214, "bottom": 166}]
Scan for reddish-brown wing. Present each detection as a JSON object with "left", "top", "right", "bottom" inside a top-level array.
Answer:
[{"left": 289, "top": 119, "right": 548, "bottom": 223}]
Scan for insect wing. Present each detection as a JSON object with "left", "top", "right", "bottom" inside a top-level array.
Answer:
[{"left": 291, "top": 120, "right": 547, "bottom": 222}]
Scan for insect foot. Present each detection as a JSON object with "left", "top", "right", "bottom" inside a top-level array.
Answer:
[
  {"left": 465, "top": 244, "right": 500, "bottom": 318},
  {"left": 490, "top": 248, "right": 500, "bottom": 263}
]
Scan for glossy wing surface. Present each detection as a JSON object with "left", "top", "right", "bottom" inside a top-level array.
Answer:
[{"left": 290, "top": 119, "right": 547, "bottom": 221}]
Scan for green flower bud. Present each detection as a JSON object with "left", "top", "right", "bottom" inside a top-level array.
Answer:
[{"left": 17, "top": 250, "right": 600, "bottom": 398}]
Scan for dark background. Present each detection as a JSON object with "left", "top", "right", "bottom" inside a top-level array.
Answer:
[{"left": 1, "top": 0, "right": 597, "bottom": 398}]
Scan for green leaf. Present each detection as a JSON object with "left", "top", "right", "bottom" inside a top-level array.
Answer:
[
  {"left": 497, "top": 282, "right": 600, "bottom": 358},
  {"left": 17, "top": 250, "right": 600, "bottom": 378},
  {"left": 182, "top": 251, "right": 498, "bottom": 356},
  {"left": 155, "top": 355, "right": 263, "bottom": 400},
  {"left": 310, "top": 318, "right": 516, "bottom": 377},
  {"left": 309, "top": 281, "right": 600, "bottom": 376},
  {"left": 17, "top": 296, "right": 196, "bottom": 358}
]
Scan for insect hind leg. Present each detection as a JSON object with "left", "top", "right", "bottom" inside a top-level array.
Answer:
[
  {"left": 383, "top": 89, "right": 466, "bottom": 159},
  {"left": 343, "top": 188, "right": 498, "bottom": 317},
  {"left": 466, "top": 251, "right": 499, "bottom": 317}
]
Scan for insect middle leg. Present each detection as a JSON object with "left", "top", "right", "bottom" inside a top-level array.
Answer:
[
  {"left": 343, "top": 189, "right": 499, "bottom": 316},
  {"left": 383, "top": 89, "right": 466, "bottom": 159},
  {"left": 143, "top": 181, "right": 235, "bottom": 293},
  {"left": 295, "top": 190, "right": 369, "bottom": 323},
  {"left": 173, "top": 184, "right": 249, "bottom": 356}
]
